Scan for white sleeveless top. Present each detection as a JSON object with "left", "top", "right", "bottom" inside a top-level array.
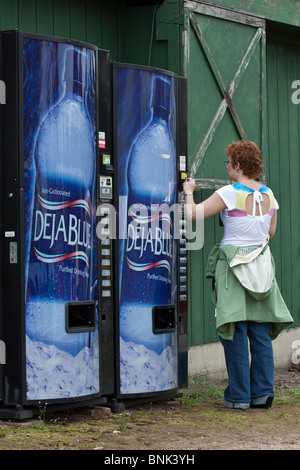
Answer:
[{"left": 215, "top": 183, "right": 279, "bottom": 246}]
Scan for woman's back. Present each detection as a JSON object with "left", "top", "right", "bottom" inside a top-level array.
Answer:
[{"left": 216, "top": 183, "right": 278, "bottom": 246}]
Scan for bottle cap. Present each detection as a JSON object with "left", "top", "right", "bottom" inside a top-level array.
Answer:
[
  {"left": 64, "top": 48, "right": 88, "bottom": 88},
  {"left": 151, "top": 76, "right": 171, "bottom": 112}
]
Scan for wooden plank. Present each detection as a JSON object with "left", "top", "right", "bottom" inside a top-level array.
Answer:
[
  {"left": 194, "top": 177, "right": 230, "bottom": 189},
  {"left": 188, "top": 189, "right": 205, "bottom": 345},
  {"left": 266, "top": 39, "right": 281, "bottom": 285},
  {"left": 188, "top": 247, "right": 204, "bottom": 344},
  {"left": 182, "top": 17, "right": 190, "bottom": 77},
  {"left": 260, "top": 27, "right": 268, "bottom": 161},
  {"left": 86, "top": 0, "right": 102, "bottom": 47},
  {"left": 19, "top": 0, "right": 36, "bottom": 33},
  {"left": 53, "top": 0, "right": 70, "bottom": 38},
  {"left": 100, "top": 3, "right": 118, "bottom": 58},
  {"left": 156, "top": 0, "right": 182, "bottom": 73},
  {"left": 184, "top": 1, "right": 265, "bottom": 28},
  {"left": 202, "top": 193, "right": 217, "bottom": 343},
  {"left": 37, "top": 0, "right": 54, "bottom": 35},
  {"left": 69, "top": 0, "right": 86, "bottom": 42},
  {"left": 0, "top": 0, "right": 19, "bottom": 30},
  {"left": 197, "top": 0, "right": 300, "bottom": 29},
  {"left": 276, "top": 41, "right": 292, "bottom": 306}
]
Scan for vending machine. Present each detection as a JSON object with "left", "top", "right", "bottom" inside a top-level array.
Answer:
[
  {"left": 0, "top": 31, "right": 106, "bottom": 418},
  {"left": 98, "top": 62, "right": 188, "bottom": 401},
  {"left": 0, "top": 30, "right": 188, "bottom": 418}
]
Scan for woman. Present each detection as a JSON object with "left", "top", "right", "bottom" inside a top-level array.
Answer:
[{"left": 183, "top": 140, "right": 293, "bottom": 410}]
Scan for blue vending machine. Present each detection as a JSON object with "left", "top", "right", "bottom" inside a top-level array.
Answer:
[
  {"left": 0, "top": 31, "right": 188, "bottom": 417},
  {"left": 97, "top": 62, "right": 188, "bottom": 402},
  {"left": 0, "top": 31, "right": 107, "bottom": 418}
]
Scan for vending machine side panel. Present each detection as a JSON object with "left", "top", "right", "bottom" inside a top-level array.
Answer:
[
  {"left": 177, "top": 76, "right": 188, "bottom": 389},
  {"left": 0, "top": 32, "right": 3, "bottom": 403},
  {"left": 97, "top": 51, "right": 116, "bottom": 397},
  {"left": 1, "top": 31, "right": 27, "bottom": 409}
]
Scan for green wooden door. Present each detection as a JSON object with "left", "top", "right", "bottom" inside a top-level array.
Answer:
[{"left": 183, "top": 3, "right": 267, "bottom": 345}]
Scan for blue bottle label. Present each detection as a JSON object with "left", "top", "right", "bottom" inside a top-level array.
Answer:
[{"left": 23, "top": 39, "right": 99, "bottom": 400}]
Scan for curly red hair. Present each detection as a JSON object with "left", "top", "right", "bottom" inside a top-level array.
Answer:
[{"left": 226, "top": 140, "right": 263, "bottom": 179}]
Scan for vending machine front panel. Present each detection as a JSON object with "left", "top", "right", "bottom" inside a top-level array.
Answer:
[
  {"left": 114, "top": 63, "right": 179, "bottom": 398},
  {"left": 23, "top": 35, "right": 100, "bottom": 402},
  {"left": 1, "top": 31, "right": 106, "bottom": 410}
]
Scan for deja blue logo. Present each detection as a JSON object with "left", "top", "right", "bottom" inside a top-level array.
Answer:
[
  {"left": 33, "top": 193, "right": 92, "bottom": 266},
  {"left": 125, "top": 204, "right": 173, "bottom": 274}
]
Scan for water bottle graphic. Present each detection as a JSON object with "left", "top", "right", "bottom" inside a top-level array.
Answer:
[
  {"left": 26, "top": 48, "right": 96, "bottom": 357},
  {"left": 120, "top": 75, "right": 176, "bottom": 355}
]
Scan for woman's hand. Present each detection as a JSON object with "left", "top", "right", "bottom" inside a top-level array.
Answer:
[
  {"left": 183, "top": 177, "right": 195, "bottom": 194},
  {"left": 183, "top": 176, "right": 226, "bottom": 221}
]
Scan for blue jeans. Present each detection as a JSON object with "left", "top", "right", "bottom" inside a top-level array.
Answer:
[{"left": 220, "top": 321, "right": 274, "bottom": 407}]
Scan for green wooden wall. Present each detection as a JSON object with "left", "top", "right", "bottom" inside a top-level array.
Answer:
[
  {"left": 0, "top": 0, "right": 119, "bottom": 58},
  {"left": 209, "top": 0, "right": 300, "bottom": 29},
  {"left": 265, "top": 35, "right": 300, "bottom": 330}
]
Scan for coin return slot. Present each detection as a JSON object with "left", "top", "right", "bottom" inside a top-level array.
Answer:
[
  {"left": 65, "top": 301, "right": 96, "bottom": 333},
  {"left": 152, "top": 305, "right": 175, "bottom": 334}
]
